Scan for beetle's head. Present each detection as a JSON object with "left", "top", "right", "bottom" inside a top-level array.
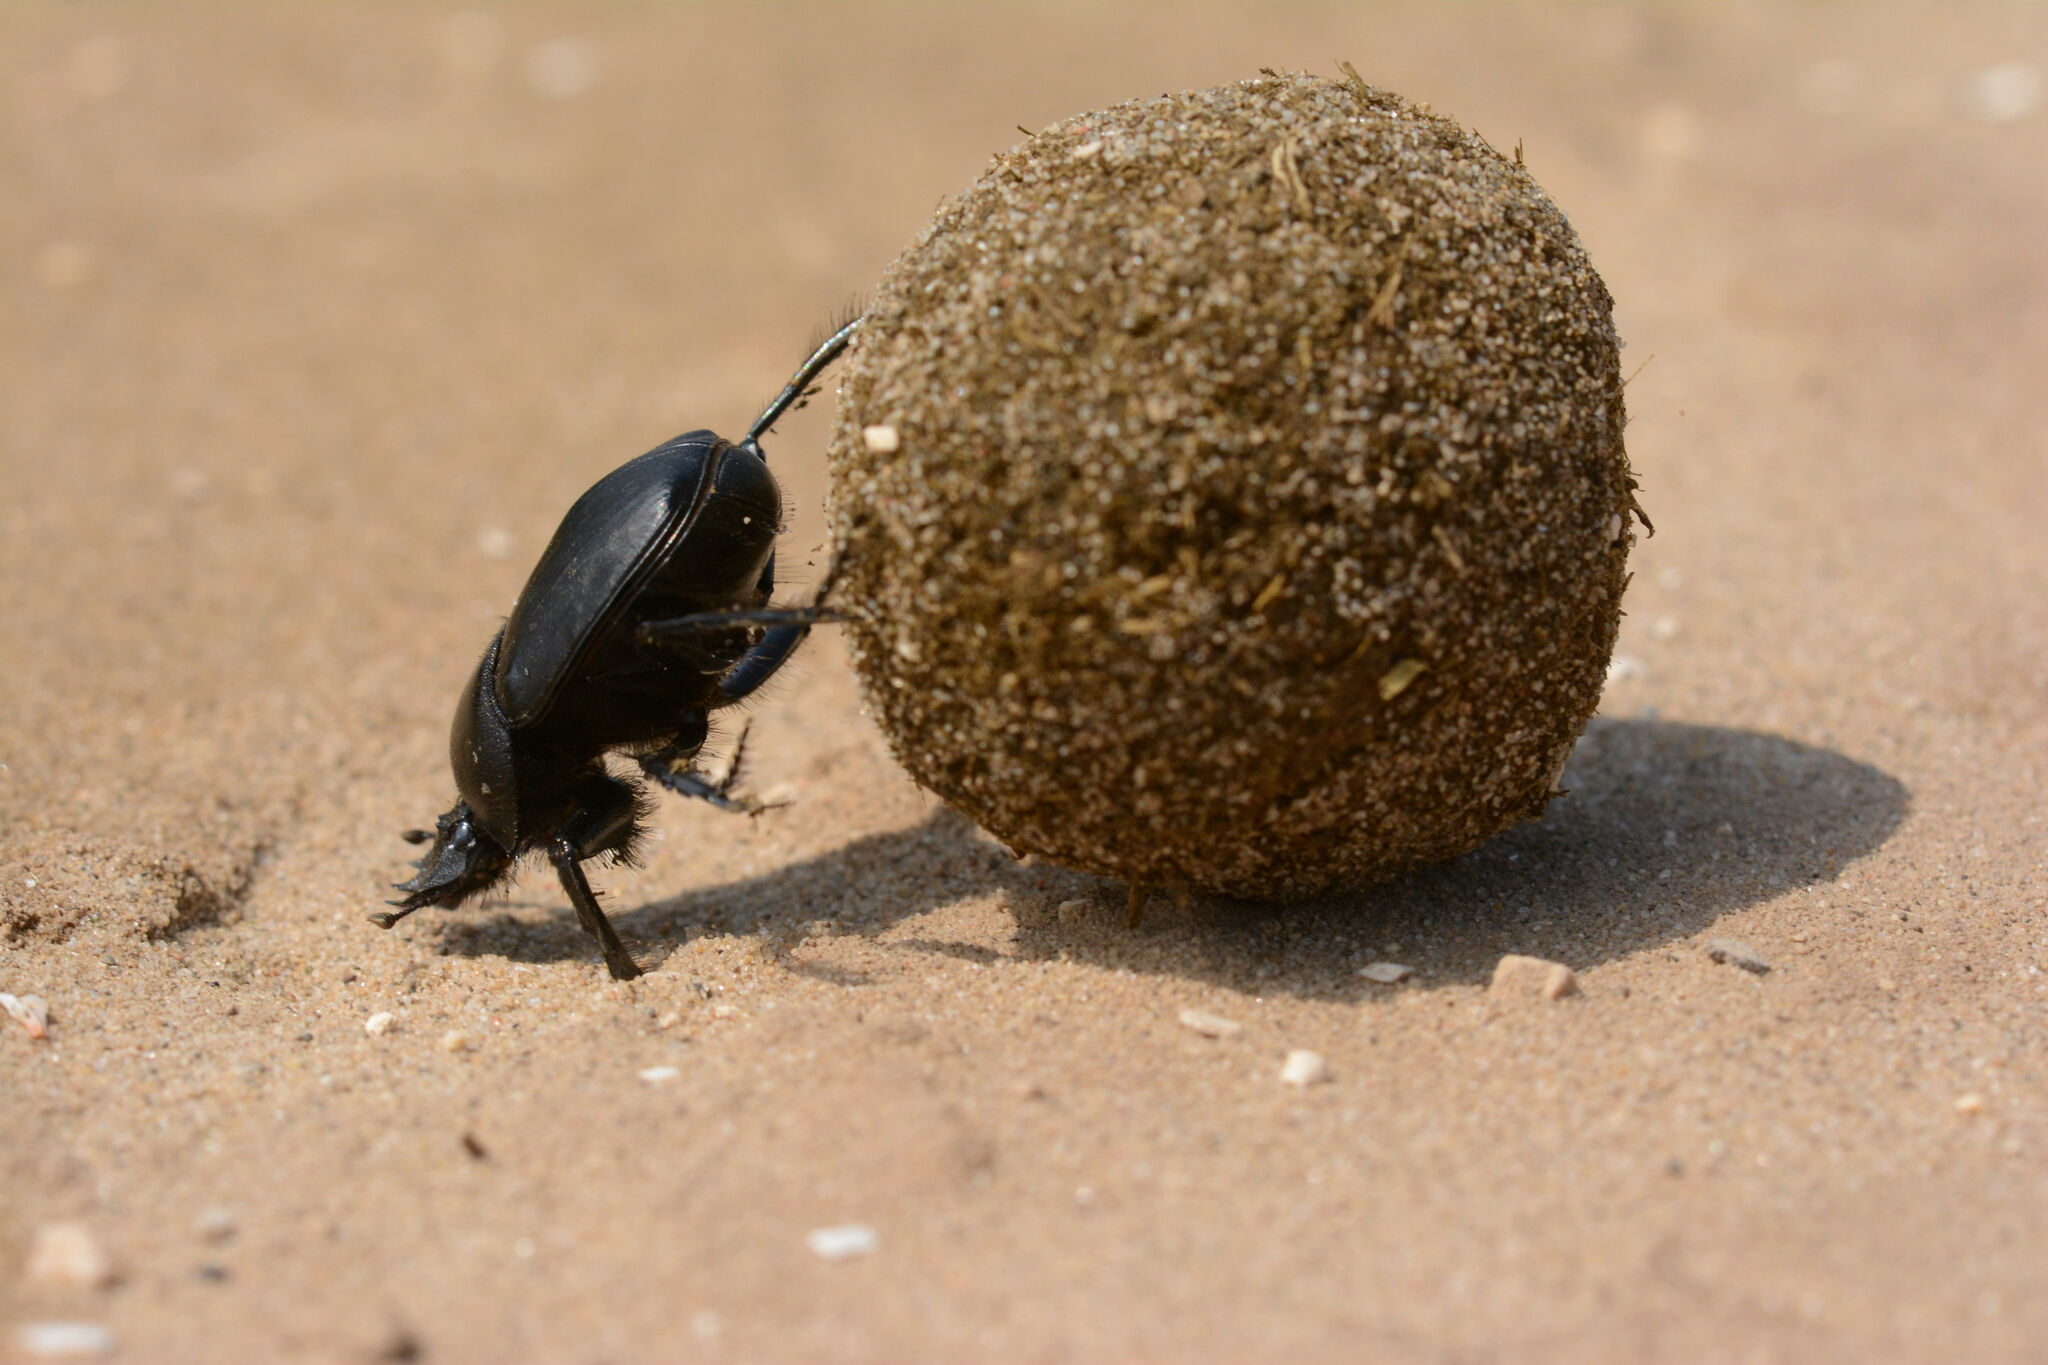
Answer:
[{"left": 383, "top": 801, "right": 512, "bottom": 915}]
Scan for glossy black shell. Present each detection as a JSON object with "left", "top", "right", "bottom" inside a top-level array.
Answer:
[
  {"left": 492, "top": 431, "right": 782, "bottom": 728},
  {"left": 444, "top": 430, "right": 784, "bottom": 851}
]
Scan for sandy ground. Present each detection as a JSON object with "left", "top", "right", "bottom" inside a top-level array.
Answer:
[{"left": 3, "top": 4, "right": 2045, "bottom": 1361}]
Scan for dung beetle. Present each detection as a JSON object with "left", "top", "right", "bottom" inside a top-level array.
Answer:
[{"left": 373, "top": 320, "right": 859, "bottom": 980}]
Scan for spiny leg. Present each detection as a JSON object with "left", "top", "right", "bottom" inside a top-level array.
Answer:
[
  {"left": 640, "top": 720, "right": 782, "bottom": 815},
  {"left": 635, "top": 605, "right": 842, "bottom": 645},
  {"left": 551, "top": 774, "right": 648, "bottom": 981},
  {"left": 638, "top": 605, "right": 844, "bottom": 706},
  {"left": 373, "top": 829, "right": 435, "bottom": 920},
  {"left": 549, "top": 844, "right": 640, "bottom": 981}
]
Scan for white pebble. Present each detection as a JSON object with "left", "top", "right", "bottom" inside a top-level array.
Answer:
[
  {"left": 805, "top": 1223, "right": 878, "bottom": 1260},
  {"left": 1357, "top": 962, "right": 1414, "bottom": 984},
  {"left": 363, "top": 1012, "right": 397, "bottom": 1036},
  {"left": 1177, "top": 1007, "right": 1242, "bottom": 1038},
  {"left": 26, "top": 1223, "right": 115, "bottom": 1290},
  {"left": 1650, "top": 615, "right": 1680, "bottom": 641},
  {"left": 861, "top": 424, "right": 901, "bottom": 454},
  {"left": 1279, "top": 1050, "right": 1333, "bottom": 1086},
  {"left": 638, "top": 1065, "right": 680, "bottom": 1084},
  {"left": 1960, "top": 64, "right": 2042, "bottom": 123},
  {"left": 1604, "top": 655, "right": 1645, "bottom": 684},
  {"left": 1955, "top": 1093, "right": 1987, "bottom": 1116},
  {"left": 1490, "top": 954, "right": 1579, "bottom": 1000},
  {"left": 1705, "top": 939, "right": 1772, "bottom": 975},
  {"left": 194, "top": 1207, "right": 236, "bottom": 1243},
  {"left": 16, "top": 1322, "right": 116, "bottom": 1358},
  {"left": 439, "top": 1029, "right": 472, "bottom": 1053},
  {"left": 2, "top": 992, "right": 50, "bottom": 1039}
]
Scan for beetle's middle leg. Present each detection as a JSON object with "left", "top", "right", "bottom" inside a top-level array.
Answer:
[{"left": 639, "top": 719, "right": 782, "bottom": 816}]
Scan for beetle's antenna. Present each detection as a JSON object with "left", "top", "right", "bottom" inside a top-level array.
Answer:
[{"left": 743, "top": 316, "right": 862, "bottom": 450}]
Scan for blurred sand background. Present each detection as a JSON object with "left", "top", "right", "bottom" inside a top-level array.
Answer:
[{"left": 2, "top": 3, "right": 2044, "bottom": 1361}]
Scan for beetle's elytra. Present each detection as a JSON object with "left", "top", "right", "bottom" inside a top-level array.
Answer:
[{"left": 375, "top": 321, "right": 859, "bottom": 979}]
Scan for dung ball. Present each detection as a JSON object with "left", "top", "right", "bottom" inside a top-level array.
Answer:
[{"left": 827, "top": 71, "right": 1638, "bottom": 899}]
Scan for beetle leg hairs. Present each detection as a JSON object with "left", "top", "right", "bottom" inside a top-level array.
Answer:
[
  {"left": 548, "top": 841, "right": 642, "bottom": 981},
  {"left": 637, "top": 721, "right": 787, "bottom": 817}
]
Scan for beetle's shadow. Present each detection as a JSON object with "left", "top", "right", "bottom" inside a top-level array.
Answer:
[{"left": 435, "top": 719, "right": 1908, "bottom": 999}]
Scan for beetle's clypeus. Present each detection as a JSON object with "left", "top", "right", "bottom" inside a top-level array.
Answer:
[{"left": 374, "top": 320, "right": 859, "bottom": 980}]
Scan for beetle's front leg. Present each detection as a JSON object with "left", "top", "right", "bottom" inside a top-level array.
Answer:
[{"left": 552, "top": 774, "right": 647, "bottom": 980}]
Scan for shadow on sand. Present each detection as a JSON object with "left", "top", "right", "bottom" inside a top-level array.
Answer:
[{"left": 437, "top": 718, "right": 1908, "bottom": 1000}]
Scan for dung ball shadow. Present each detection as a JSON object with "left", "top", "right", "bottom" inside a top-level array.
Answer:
[{"left": 432, "top": 718, "right": 1906, "bottom": 998}]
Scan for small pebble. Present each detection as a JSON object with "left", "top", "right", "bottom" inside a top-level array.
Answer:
[
  {"left": 1177, "top": 1007, "right": 1242, "bottom": 1038},
  {"left": 194, "top": 1207, "right": 236, "bottom": 1243},
  {"left": 1705, "top": 939, "right": 1772, "bottom": 974},
  {"left": 1055, "top": 898, "right": 1090, "bottom": 926},
  {"left": 1605, "top": 655, "right": 1646, "bottom": 683},
  {"left": 2, "top": 992, "right": 51, "bottom": 1039},
  {"left": 475, "top": 526, "right": 515, "bottom": 560},
  {"left": 16, "top": 1322, "right": 116, "bottom": 1358},
  {"left": 439, "top": 1029, "right": 472, "bottom": 1053},
  {"left": 638, "top": 1065, "right": 680, "bottom": 1084},
  {"left": 1357, "top": 962, "right": 1414, "bottom": 984},
  {"left": 1279, "top": 1050, "right": 1333, "bottom": 1086},
  {"left": 1955, "top": 1093, "right": 1986, "bottom": 1116},
  {"left": 806, "top": 1224, "right": 879, "bottom": 1261},
  {"left": 861, "top": 424, "right": 900, "bottom": 454},
  {"left": 1960, "top": 63, "right": 2043, "bottom": 123},
  {"left": 364, "top": 1011, "right": 397, "bottom": 1036},
  {"left": 26, "top": 1223, "right": 115, "bottom": 1290},
  {"left": 1490, "top": 954, "right": 1579, "bottom": 1000}
]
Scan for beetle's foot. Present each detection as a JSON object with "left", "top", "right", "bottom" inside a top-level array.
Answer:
[
  {"left": 368, "top": 905, "right": 417, "bottom": 930},
  {"left": 400, "top": 828, "right": 433, "bottom": 845}
]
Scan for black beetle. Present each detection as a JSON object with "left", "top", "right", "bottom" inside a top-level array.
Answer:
[{"left": 373, "top": 320, "right": 859, "bottom": 980}]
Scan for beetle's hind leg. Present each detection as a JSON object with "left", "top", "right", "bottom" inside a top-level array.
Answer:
[{"left": 635, "top": 605, "right": 842, "bottom": 645}]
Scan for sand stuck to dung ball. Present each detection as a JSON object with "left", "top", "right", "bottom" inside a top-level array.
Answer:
[{"left": 828, "top": 71, "right": 1639, "bottom": 900}]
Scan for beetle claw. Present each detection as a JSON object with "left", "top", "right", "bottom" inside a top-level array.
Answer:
[{"left": 400, "top": 828, "right": 433, "bottom": 844}]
